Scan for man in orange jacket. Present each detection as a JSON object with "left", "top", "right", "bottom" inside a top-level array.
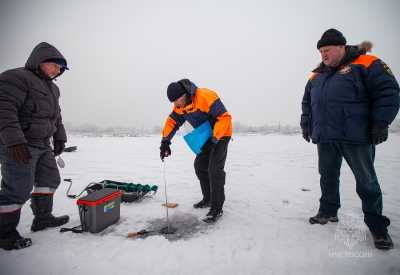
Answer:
[{"left": 160, "top": 79, "right": 232, "bottom": 223}]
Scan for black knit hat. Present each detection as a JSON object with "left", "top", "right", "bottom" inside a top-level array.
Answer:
[
  {"left": 167, "top": 82, "right": 186, "bottom": 102},
  {"left": 317, "top": 28, "right": 347, "bottom": 49}
]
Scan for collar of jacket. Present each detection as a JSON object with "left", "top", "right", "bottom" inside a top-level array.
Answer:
[
  {"left": 31, "top": 67, "right": 53, "bottom": 81},
  {"left": 313, "top": 45, "right": 363, "bottom": 73}
]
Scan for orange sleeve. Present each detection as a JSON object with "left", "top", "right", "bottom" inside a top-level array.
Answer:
[
  {"left": 161, "top": 109, "right": 185, "bottom": 141},
  {"left": 213, "top": 111, "right": 232, "bottom": 140},
  {"left": 162, "top": 117, "right": 176, "bottom": 139},
  {"left": 196, "top": 89, "right": 233, "bottom": 139}
]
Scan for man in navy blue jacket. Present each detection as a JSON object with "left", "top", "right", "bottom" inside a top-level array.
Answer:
[{"left": 301, "top": 29, "right": 399, "bottom": 250}]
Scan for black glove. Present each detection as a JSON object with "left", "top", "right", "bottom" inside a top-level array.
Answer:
[
  {"left": 201, "top": 137, "right": 218, "bottom": 153},
  {"left": 209, "top": 137, "right": 219, "bottom": 152},
  {"left": 302, "top": 130, "right": 310, "bottom": 143},
  {"left": 160, "top": 140, "right": 171, "bottom": 160},
  {"left": 371, "top": 124, "right": 388, "bottom": 145},
  {"left": 7, "top": 143, "right": 32, "bottom": 164},
  {"left": 53, "top": 140, "right": 66, "bottom": 156}
]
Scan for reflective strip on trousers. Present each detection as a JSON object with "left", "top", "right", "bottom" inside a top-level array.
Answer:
[
  {"left": 32, "top": 187, "right": 56, "bottom": 194},
  {"left": 0, "top": 204, "right": 22, "bottom": 213}
]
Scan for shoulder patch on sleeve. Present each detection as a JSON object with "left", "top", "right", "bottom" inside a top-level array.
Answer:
[{"left": 381, "top": 60, "right": 394, "bottom": 77}]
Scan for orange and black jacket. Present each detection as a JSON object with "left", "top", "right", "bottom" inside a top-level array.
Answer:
[{"left": 162, "top": 80, "right": 232, "bottom": 143}]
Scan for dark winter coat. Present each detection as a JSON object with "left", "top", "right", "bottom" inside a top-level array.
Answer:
[
  {"left": 0, "top": 42, "right": 68, "bottom": 147},
  {"left": 300, "top": 46, "right": 400, "bottom": 144}
]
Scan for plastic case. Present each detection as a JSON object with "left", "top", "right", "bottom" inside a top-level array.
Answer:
[{"left": 77, "top": 188, "right": 122, "bottom": 233}]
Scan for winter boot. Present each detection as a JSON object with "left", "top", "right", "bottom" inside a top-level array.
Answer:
[
  {"left": 30, "top": 194, "right": 69, "bottom": 232},
  {"left": 371, "top": 232, "right": 394, "bottom": 250},
  {"left": 309, "top": 212, "right": 339, "bottom": 225},
  {"left": 193, "top": 199, "right": 211, "bottom": 209},
  {"left": 203, "top": 208, "right": 223, "bottom": 223},
  {"left": 0, "top": 210, "right": 32, "bottom": 250}
]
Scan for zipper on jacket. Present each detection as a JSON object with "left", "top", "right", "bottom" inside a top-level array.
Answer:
[
  {"left": 321, "top": 71, "right": 336, "bottom": 141},
  {"left": 44, "top": 80, "right": 58, "bottom": 120}
]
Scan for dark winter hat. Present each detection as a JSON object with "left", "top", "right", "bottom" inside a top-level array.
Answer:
[
  {"left": 43, "top": 58, "right": 69, "bottom": 70},
  {"left": 317, "top": 28, "right": 347, "bottom": 49},
  {"left": 167, "top": 82, "right": 186, "bottom": 102}
]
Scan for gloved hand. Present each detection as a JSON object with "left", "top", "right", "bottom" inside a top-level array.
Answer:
[
  {"left": 202, "top": 137, "right": 218, "bottom": 153},
  {"left": 371, "top": 124, "right": 388, "bottom": 145},
  {"left": 210, "top": 137, "right": 219, "bottom": 151},
  {"left": 160, "top": 140, "right": 171, "bottom": 160},
  {"left": 7, "top": 143, "right": 32, "bottom": 164},
  {"left": 302, "top": 130, "right": 310, "bottom": 143},
  {"left": 53, "top": 140, "right": 66, "bottom": 156},
  {"left": 211, "top": 137, "right": 219, "bottom": 144}
]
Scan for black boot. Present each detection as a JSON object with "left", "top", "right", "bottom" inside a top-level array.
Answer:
[
  {"left": 203, "top": 208, "right": 223, "bottom": 223},
  {"left": 0, "top": 210, "right": 32, "bottom": 250},
  {"left": 309, "top": 212, "right": 339, "bottom": 225},
  {"left": 371, "top": 232, "right": 394, "bottom": 250},
  {"left": 193, "top": 199, "right": 211, "bottom": 209},
  {"left": 30, "top": 194, "right": 69, "bottom": 232}
]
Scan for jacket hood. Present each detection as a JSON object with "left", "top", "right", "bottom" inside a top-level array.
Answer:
[
  {"left": 178, "top": 79, "right": 197, "bottom": 97},
  {"left": 25, "top": 42, "right": 68, "bottom": 78}
]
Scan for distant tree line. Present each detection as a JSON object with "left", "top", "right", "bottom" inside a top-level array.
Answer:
[
  {"left": 64, "top": 122, "right": 162, "bottom": 137},
  {"left": 233, "top": 121, "right": 301, "bottom": 135},
  {"left": 234, "top": 119, "right": 400, "bottom": 134},
  {"left": 64, "top": 119, "right": 400, "bottom": 137}
]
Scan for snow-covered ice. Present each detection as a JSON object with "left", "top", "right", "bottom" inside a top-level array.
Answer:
[{"left": 1, "top": 134, "right": 399, "bottom": 275}]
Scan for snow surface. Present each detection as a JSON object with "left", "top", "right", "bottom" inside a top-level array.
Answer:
[{"left": 1, "top": 134, "right": 400, "bottom": 275}]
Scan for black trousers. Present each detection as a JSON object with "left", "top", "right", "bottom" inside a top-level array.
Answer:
[
  {"left": 317, "top": 142, "right": 389, "bottom": 234},
  {"left": 194, "top": 137, "right": 230, "bottom": 211}
]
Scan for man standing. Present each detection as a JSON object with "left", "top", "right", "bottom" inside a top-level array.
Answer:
[
  {"left": 160, "top": 79, "right": 232, "bottom": 223},
  {"left": 0, "top": 42, "right": 70, "bottom": 250},
  {"left": 301, "top": 29, "right": 399, "bottom": 250}
]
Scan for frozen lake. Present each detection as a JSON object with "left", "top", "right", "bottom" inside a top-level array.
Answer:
[{"left": 1, "top": 134, "right": 399, "bottom": 275}]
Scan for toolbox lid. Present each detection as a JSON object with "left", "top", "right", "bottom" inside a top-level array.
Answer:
[{"left": 77, "top": 188, "right": 122, "bottom": 206}]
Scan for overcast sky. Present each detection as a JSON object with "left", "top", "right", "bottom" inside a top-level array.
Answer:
[{"left": 0, "top": 0, "right": 399, "bottom": 129}]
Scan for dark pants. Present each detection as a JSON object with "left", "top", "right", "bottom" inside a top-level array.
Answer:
[
  {"left": 317, "top": 142, "right": 390, "bottom": 234},
  {"left": 0, "top": 144, "right": 61, "bottom": 212},
  {"left": 194, "top": 138, "right": 230, "bottom": 211}
]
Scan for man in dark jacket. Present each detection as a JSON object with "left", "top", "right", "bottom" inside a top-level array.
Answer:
[
  {"left": 300, "top": 29, "right": 400, "bottom": 250},
  {"left": 0, "top": 42, "right": 70, "bottom": 250}
]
